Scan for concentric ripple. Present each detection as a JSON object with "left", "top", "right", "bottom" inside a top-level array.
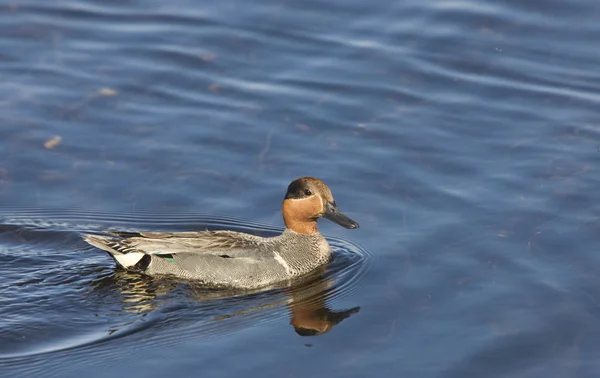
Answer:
[{"left": 0, "top": 207, "right": 371, "bottom": 366}]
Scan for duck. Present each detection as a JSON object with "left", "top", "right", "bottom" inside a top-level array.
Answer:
[{"left": 83, "top": 177, "right": 359, "bottom": 289}]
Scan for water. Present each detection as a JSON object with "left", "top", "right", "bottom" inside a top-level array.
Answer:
[{"left": 1, "top": 0, "right": 600, "bottom": 376}]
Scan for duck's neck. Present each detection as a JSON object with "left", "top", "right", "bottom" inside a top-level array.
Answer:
[
  {"left": 282, "top": 198, "right": 322, "bottom": 235},
  {"left": 284, "top": 219, "right": 319, "bottom": 235}
]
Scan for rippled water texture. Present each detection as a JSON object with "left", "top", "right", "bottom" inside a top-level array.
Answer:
[
  {"left": 2, "top": 0, "right": 600, "bottom": 377},
  {"left": 0, "top": 211, "right": 369, "bottom": 372}
]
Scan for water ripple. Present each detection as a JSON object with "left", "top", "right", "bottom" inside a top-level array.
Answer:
[{"left": 0, "top": 208, "right": 370, "bottom": 364}]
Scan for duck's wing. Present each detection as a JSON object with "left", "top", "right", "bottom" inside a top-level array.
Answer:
[
  {"left": 86, "top": 230, "right": 265, "bottom": 256},
  {"left": 84, "top": 230, "right": 270, "bottom": 270}
]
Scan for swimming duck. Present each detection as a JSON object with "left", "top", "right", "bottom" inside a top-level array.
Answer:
[{"left": 83, "top": 177, "right": 358, "bottom": 289}]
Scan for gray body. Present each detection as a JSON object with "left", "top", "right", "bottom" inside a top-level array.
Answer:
[
  {"left": 83, "top": 176, "right": 359, "bottom": 290},
  {"left": 84, "top": 229, "right": 331, "bottom": 290}
]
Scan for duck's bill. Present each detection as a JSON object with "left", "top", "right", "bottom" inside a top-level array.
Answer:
[{"left": 323, "top": 202, "right": 359, "bottom": 229}]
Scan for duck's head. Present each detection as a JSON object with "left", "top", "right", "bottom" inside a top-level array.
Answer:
[{"left": 282, "top": 177, "right": 359, "bottom": 235}]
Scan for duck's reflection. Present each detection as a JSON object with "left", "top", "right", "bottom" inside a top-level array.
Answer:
[
  {"left": 288, "top": 289, "right": 360, "bottom": 336},
  {"left": 91, "top": 267, "right": 360, "bottom": 337}
]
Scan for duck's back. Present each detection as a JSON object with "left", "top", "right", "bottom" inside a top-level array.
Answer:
[{"left": 85, "top": 229, "right": 331, "bottom": 289}]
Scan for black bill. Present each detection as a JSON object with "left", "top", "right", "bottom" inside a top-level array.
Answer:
[{"left": 323, "top": 202, "right": 359, "bottom": 229}]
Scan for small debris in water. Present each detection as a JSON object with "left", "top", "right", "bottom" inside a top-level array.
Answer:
[
  {"left": 97, "top": 88, "right": 118, "bottom": 96},
  {"left": 210, "top": 84, "right": 220, "bottom": 94},
  {"left": 44, "top": 136, "right": 62, "bottom": 149},
  {"left": 200, "top": 52, "right": 216, "bottom": 62}
]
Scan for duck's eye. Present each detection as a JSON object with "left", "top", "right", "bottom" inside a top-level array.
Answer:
[{"left": 304, "top": 189, "right": 312, "bottom": 196}]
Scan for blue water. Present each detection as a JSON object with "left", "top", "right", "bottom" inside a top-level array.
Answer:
[{"left": 2, "top": 0, "right": 600, "bottom": 376}]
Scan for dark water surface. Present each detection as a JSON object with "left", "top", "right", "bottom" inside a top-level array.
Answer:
[{"left": 2, "top": 0, "right": 600, "bottom": 377}]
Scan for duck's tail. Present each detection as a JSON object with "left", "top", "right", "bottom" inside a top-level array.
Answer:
[{"left": 83, "top": 234, "right": 145, "bottom": 269}]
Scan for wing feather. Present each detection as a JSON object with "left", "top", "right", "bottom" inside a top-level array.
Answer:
[{"left": 105, "top": 230, "right": 266, "bottom": 256}]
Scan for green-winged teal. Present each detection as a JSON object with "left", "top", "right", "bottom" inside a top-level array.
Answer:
[{"left": 83, "top": 177, "right": 358, "bottom": 289}]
